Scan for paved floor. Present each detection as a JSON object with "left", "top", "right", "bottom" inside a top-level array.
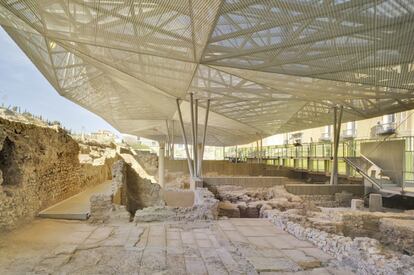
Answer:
[
  {"left": 0, "top": 218, "right": 355, "bottom": 274},
  {"left": 38, "top": 181, "right": 112, "bottom": 220}
]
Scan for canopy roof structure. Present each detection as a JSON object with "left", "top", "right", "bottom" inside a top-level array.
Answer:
[{"left": 1, "top": 0, "right": 414, "bottom": 146}]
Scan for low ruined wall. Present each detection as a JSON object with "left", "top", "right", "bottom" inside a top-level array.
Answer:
[
  {"left": 340, "top": 211, "right": 414, "bottom": 239},
  {"left": 134, "top": 188, "right": 218, "bottom": 222},
  {"left": 203, "top": 176, "right": 288, "bottom": 188},
  {"left": 125, "top": 161, "right": 163, "bottom": 214},
  {"left": 165, "top": 160, "right": 260, "bottom": 175},
  {"left": 133, "top": 150, "right": 158, "bottom": 175},
  {"left": 111, "top": 160, "right": 127, "bottom": 205},
  {"left": 89, "top": 160, "right": 130, "bottom": 223},
  {"left": 117, "top": 155, "right": 163, "bottom": 215},
  {"left": 285, "top": 183, "right": 364, "bottom": 196},
  {"left": 379, "top": 218, "right": 414, "bottom": 254},
  {"left": 0, "top": 118, "right": 117, "bottom": 231},
  {"left": 165, "top": 159, "right": 295, "bottom": 177},
  {"left": 163, "top": 189, "right": 194, "bottom": 207},
  {"left": 265, "top": 210, "right": 414, "bottom": 275}
]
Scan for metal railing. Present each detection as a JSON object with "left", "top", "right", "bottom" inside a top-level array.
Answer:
[
  {"left": 224, "top": 136, "right": 414, "bottom": 186},
  {"left": 370, "top": 122, "right": 397, "bottom": 137}
]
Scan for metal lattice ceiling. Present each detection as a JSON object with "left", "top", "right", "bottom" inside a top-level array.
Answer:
[{"left": 1, "top": 0, "right": 414, "bottom": 146}]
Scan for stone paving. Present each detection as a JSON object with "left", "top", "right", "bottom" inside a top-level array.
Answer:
[{"left": 0, "top": 218, "right": 355, "bottom": 274}]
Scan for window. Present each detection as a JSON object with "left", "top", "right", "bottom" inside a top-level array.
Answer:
[
  {"left": 345, "top": 121, "right": 356, "bottom": 136},
  {"left": 382, "top": 114, "right": 395, "bottom": 124}
]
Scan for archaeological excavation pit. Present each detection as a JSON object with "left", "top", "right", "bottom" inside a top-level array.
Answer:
[{"left": 2, "top": 1, "right": 414, "bottom": 273}]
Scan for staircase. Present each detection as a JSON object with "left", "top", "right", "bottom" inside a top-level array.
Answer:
[{"left": 343, "top": 155, "right": 409, "bottom": 197}]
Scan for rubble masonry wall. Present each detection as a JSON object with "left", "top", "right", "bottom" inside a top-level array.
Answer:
[{"left": 0, "top": 118, "right": 117, "bottom": 231}]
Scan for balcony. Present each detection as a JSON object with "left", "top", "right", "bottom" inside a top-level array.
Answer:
[
  {"left": 319, "top": 132, "right": 332, "bottom": 142},
  {"left": 341, "top": 129, "right": 356, "bottom": 140},
  {"left": 371, "top": 122, "right": 397, "bottom": 137},
  {"left": 289, "top": 132, "right": 303, "bottom": 146}
]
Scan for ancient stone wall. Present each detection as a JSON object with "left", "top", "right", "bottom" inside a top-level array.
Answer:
[
  {"left": 111, "top": 160, "right": 127, "bottom": 205},
  {"left": 0, "top": 118, "right": 117, "bottom": 231},
  {"left": 264, "top": 209, "right": 414, "bottom": 275},
  {"left": 125, "top": 161, "right": 163, "bottom": 214},
  {"left": 379, "top": 218, "right": 414, "bottom": 254},
  {"left": 111, "top": 156, "right": 164, "bottom": 215},
  {"left": 133, "top": 150, "right": 158, "bottom": 176},
  {"left": 89, "top": 160, "right": 131, "bottom": 223},
  {"left": 134, "top": 188, "right": 218, "bottom": 222}
]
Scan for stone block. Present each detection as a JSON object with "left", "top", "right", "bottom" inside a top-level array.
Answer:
[
  {"left": 218, "top": 201, "right": 240, "bottom": 218},
  {"left": 369, "top": 193, "right": 383, "bottom": 212},
  {"left": 334, "top": 191, "right": 353, "bottom": 207},
  {"left": 247, "top": 256, "right": 301, "bottom": 272},
  {"left": 282, "top": 249, "right": 321, "bottom": 270},
  {"left": 89, "top": 194, "right": 113, "bottom": 223},
  {"left": 245, "top": 205, "right": 259, "bottom": 218},
  {"left": 351, "top": 199, "right": 364, "bottom": 210},
  {"left": 190, "top": 178, "right": 203, "bottom": 190}
]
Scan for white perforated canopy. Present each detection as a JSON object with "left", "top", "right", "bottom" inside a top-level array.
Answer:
[{"left": 1, "top": 0, "right": 414, "bottom": 145}]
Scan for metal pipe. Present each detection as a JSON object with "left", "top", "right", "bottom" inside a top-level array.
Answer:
[
  {"left": 260, "top": 137, "right": 263, "bottom": 163},
  {"left": 199, "top": 99, "right": 210, "bottom": 176},
  {"left": 330, "top": 106, "right": 343, "bottom": 185},
  {"left": 165, "top": 120, "right": 170, "bottom": 158},
  {"left": 158, "top": 141, "right": 165, "bottom": 188},
  {"left": 335, "top": 106, "right": 344, "bottom": 183},
  {"left": 171, "top": 120, "right": 174, "bottom": 160},
  {"left": 176, "top": 99, "right": 194, "bottom": 178},
  {"left": 190, "top": 93, "right": 196, "bottom": 178},
  {"left": 330, "top": 107, "right": 338, "bottom": 185},
  {"left": 195, "top": 99, "right": 199, "bottom": 177}
]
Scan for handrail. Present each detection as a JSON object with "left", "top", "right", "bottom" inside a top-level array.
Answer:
[
  {"left": 343, "top": 157, "right": 383, "bottom": 190},
  {"left": 343, "top": 140, "right": 387, "bottom": 178}
]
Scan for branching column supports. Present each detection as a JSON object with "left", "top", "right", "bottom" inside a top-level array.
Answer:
[
  {"left": 330, "top": 105, "right": 344, "bottom": 185},
  {"left": 176, "top": 95, "right": 210, "bottom": 187}
]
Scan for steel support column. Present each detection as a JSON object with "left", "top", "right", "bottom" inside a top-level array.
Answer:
[
  {"left": 176, "top": 99, "right": 194, "bottom": 178},
  {"left": 199, "top": 99, "right": 210, "bottom": 176},
  {"left": 165, "top": 120, "right": 171, "bottom": 158},
  {"left": 171, "top": 120, "right": 174, "bottom": 160},
  {"left": 195, "top": 99, "right": 199, "bottom": 177},
  {"left": 190, "top": 93, "right": 197, "bottom": 177},
  {"left": 158, "top": 141, "right": 165, "bottom": 188},
  {"left": 260, "top": 138, "right": 263, "bottom": 163},
  {"left": 330, "top": 105, "right": 343, "bottom": 185}
]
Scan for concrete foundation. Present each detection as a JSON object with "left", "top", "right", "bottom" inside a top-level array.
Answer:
[
  {"left": 285, "top": 184, "right": 364, "bottom": 196},
  {"left": 204, "top": 176, "right": 291, "bottom": 188},
  {"left": 369, "top": 193, "right": 383, "bottom": 212},
  {"left": 190, "top": 178, "right": 203, "bottom": 190},
  {"left": 351, "top": 199, "right": 365, "bottom": 210},
  {"left": 162, "top": 189, "right": 194, "bottom": 208}
]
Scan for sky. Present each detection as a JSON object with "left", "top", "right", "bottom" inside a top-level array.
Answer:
[{"left": 0, "top": 27, "right": 120, "bottom": 135}]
